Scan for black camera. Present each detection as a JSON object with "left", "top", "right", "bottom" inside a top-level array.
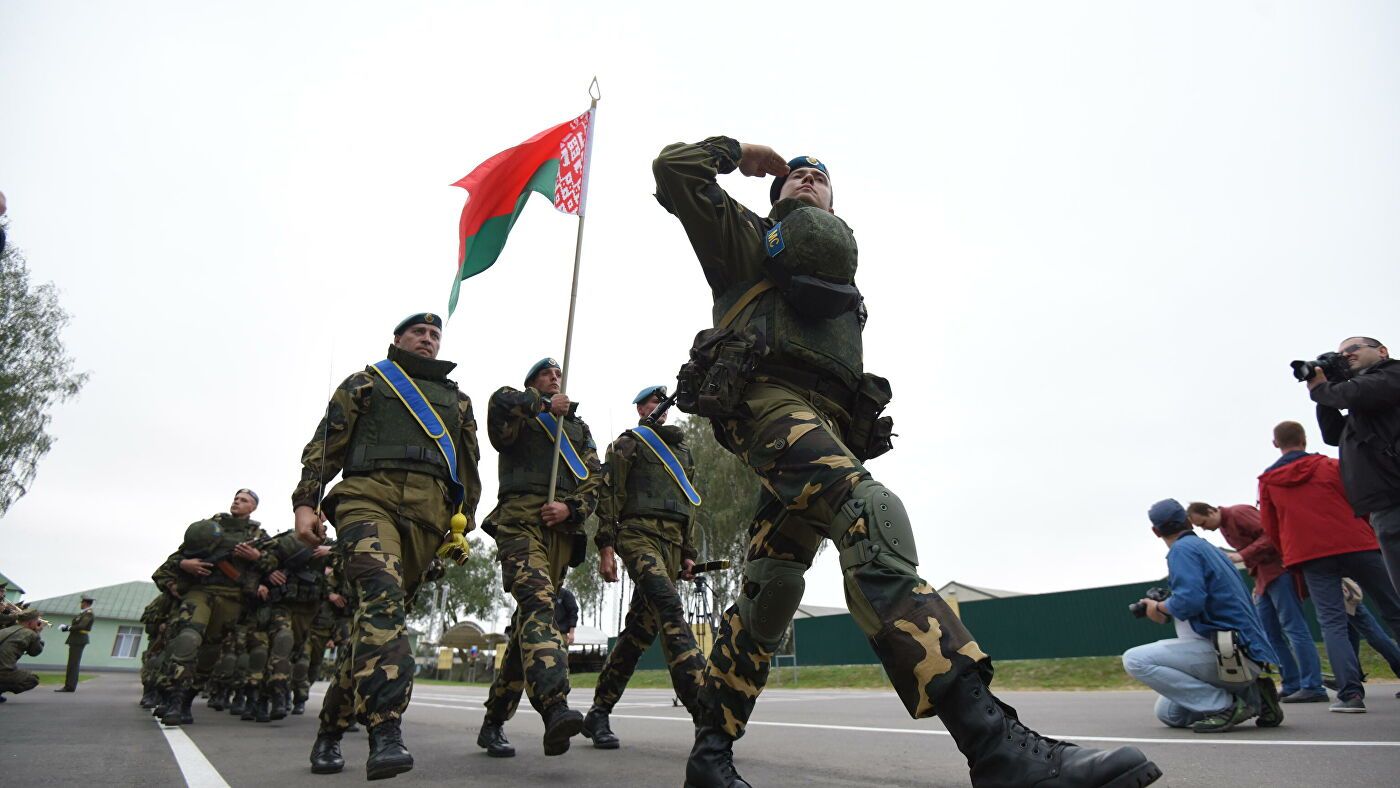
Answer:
[
  {"left": 1290, "top": 352, "right": 1352, "bottom": 383},
  {"left": 1129, "top": 586, "right": 1172, "bottom": 619}
]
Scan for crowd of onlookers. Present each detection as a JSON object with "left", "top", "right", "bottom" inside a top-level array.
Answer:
[{"left": 1123, "top": 336, "right": 1400, "bottom": 731}]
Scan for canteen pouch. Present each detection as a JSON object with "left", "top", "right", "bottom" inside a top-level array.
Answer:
[
  {"left": 846, "top": 373, "right": 894, "bottom": 462},
  {"left": 676, "top": 327, "right": 766, "bottom": 418}
]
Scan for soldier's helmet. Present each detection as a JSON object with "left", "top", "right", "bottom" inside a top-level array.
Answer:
[
  {"left": 766, "top": 198, "right": 858, "bottom": 284},
  {"left": 180, "top": 519, "right": 225, "bottom": 559}
]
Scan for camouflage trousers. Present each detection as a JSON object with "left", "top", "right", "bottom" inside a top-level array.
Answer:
[
  {"left": 701, "top": 383, "right": 988, "bottom": 739},
  {"left": 592, "top": 528, "right": 705, "bottom": 714},
  {"left": 210, "top": 623, "right": 245, "bottom": 693},
  {"left": 483, "top": 522, "right": 573, "bottom": 722},
  {"left": 244, "top": 612, "right": 272, "bottom": 691},
  {"left": 294, "top": 621, "right": 334, "bottom": 702},
  {"left": 319, "top": 500, "right": 442, "bottom": 729},
  {"left": 264, "top": 600, "right": 318, "bottom": 693},
  {"left": 0, "top": 668, "right": 39, "bottom": 694},
  {"left": 163, "top": 587, "right": 244, "bottom": 690}
]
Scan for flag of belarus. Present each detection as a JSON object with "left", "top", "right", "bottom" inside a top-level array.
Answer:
[{"left": 448, "top": 109, "right": 593, "bottom": 314}]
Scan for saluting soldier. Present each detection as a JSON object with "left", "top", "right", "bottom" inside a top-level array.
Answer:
[
  {"left": 292, "top": 312, "right": 481, "bottom": 779},
  {"left": 654, "top": 138, "right": 1162, "bottom": 787},
  {"left": 581, "top": 385, "right": 707, "bottom": 749},
  {"left": 54, "top": 595, "right": 95, "bottom": 692},
  {"left": 155, "top": 489, "right": 269, "bottom": 726},
  {"left": 476, "top": 357, "right": 602, "bottom": 759}
]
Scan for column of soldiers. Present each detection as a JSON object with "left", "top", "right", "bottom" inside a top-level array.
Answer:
[{"left": 122, "top": 135, "right": 1168, "bottom": 788}]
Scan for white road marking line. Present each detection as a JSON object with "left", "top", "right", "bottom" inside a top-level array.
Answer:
[
  {"left": 605, "top": 713, "right": 1400, "bottom": 748},
  {"left": 155, "top": 721, "right": 233, "bottom": 787}
]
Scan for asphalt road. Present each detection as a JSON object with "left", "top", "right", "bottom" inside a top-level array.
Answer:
[{"left": 2, "top": 673, "right": 1397, "bottom": 786}]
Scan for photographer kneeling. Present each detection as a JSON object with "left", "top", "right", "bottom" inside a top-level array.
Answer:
[{"left": 1122, "top": 499, "right": 1283, "bottom": 733}]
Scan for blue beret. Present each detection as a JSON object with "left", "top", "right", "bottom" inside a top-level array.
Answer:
[
  {"left": 770, "top": 155, "right": 830, "bottom": 204},
  {"left": 1148, "top": 499, "right": 1187, "bottom": 530},
  {"left": 633, "top": 385, "right": 667, "bottom": 405},
  {"left": 394, "top": 312, "right": 445, "bottom": 336},
  {"left": 524, "top": 357, "right": 561, "bottom": 387},
  {"left": 236, "top": 488, "right": 259, "bottom": 505}
]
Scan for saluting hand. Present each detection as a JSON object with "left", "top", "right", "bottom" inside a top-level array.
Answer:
[{"left": 739, "top": 143, "right": 790, "bottom": 179}]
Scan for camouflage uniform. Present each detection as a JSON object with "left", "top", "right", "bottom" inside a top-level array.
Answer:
[
  {"left": 138, "top": 592, "right": 176, "bottom": 706},
  {"left": 294, "top": 592, "right": 338, "bottom": 704},
  {"left": 0, "top": 619, "right": 45, "bottom": 695},
  {"left": 590, "top": 424, "right": 706, "bottom": 716},
  {"left": 481, "top": 385, "right": 601, "bottom": 724},
  {"left": 258, "top": 530, "right": 330, "bottom": 710},
  {"left": 655, "top": 138, "right": 1160, "bottom": 788},
  {"left": 294, "top": 343, "right": 481, "bottom": 730},
  {"left": 317, "top": 561, "right": 360, "bottom": 734}
]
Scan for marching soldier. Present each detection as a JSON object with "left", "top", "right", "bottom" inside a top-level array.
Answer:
[
  {"left": 255, "top": 531, "right": 333, "bottom": 721},
  {"left": 0, "top": 607, "right": 46, "bottom": 700},
  {"left": 654, "top": 138, "right": 1162, "bottom": 787},
  {"left": 581, "top": 385, "right": 707, "bottom": 749},
  {"left": 155, "top": 489, "right": 269, "bottom": 726},
  {"left": 54, "top": 595, "right": 95, "bottom": 692},
  {"left": 292, "top": 312, "right": 481, "bottom": 779},
  {"left": 292, "top": 566, "right": 346, "bottom": 715},
  {"left": 476, "top": 357, "right": 601, "bottom": 759}
]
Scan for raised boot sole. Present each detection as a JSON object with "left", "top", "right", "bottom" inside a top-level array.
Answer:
[
  {"left": 1100, "top": 760, "right": 1163, "bottom": 788},
  {"left": 366, "top": 751, "right": 413, "bottom": 781},
  {"left": 542, "top": 711, "right": 584, "bottom": 756}
]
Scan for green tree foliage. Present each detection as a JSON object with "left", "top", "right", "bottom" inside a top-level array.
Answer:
[
  {"left": 679, "top": 415, "right": 762, "bottom": 615},
  {"left": 0, "top": 235, "right": 87, "bottom": 517},
  {"left": 412, "top": 536, "right": 505, "bottom": 630}
]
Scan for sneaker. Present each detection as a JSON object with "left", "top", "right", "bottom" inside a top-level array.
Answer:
[
  {"left": 1255, "top": 678, "right": 1284, "bottom": 728},
  {"left": 1280, "top": 689, "right": 1329, "bottom": 703},
  {"left": 1330, "top": 696, "right": 1366, "bottom": 713},
  {"left": 1192, "top": 695, "right": 1255, "bottom": 733}
]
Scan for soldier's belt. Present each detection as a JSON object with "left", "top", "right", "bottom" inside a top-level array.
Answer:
[{"left": 753, "top": 362, "right": 855, "bottom": 416}]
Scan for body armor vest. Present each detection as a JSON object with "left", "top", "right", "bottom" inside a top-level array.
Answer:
[
  {"left": 497, "top": 414, "right": 586, "bottom": 498},
  {"left": 344, "top": 374, "right": 462, "bottom": 483},
  {"left": 714, "top": 284, "right": 864, "bottom": 395},
  {"left": 199, "top": 514, "right": 263, "bottom": 587},
  {"left": 267, "top": 531, "right": 324, "bottom": 604},
  {"left": 621, "top": 430, "right": 694, "bottom": 523}
]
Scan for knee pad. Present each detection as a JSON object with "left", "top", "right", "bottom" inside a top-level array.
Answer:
[
  {"left": 835, "top": 479, "right": 918, "bottom": 574},
  {"left": 735, "top": 557, "right": 807, "bottom": 652}
]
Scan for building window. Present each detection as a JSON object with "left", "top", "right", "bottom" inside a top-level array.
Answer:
[{"left": 111, "top": 625, "right": 142, "bottom": 659}]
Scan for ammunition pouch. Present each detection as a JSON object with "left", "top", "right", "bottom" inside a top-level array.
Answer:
[
  {"left": 845, "top": 373, "right": 895, "bottom": 462},
  {"left": 763, "top": 260, "right": 862, "bottom": 320},
  {"left": 675, "top": 327, "right": 766, "bottom": 418}
]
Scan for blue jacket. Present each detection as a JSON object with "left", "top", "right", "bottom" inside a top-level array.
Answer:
[{"left": 1161, "top": 532, "right": 1279, "bottom": 665}]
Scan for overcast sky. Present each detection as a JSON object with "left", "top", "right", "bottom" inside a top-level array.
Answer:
[{"left": 3, "top": 2, "right": 1397, "bottom": 631}]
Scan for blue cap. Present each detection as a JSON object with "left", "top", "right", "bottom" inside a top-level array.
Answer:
[
  {"left": 770, "top": 155, "right": 830, "bottom": 204},
  {"left": 524, "top": 357, "right": 561, "bottom": 387},
  {"left": 1148, "top": 499, "right": 1187, "bottom": 530},
  {"left": 394, "top": 312, "right": 444, "bottom": 336},
  {"left": 633, "top": 385, "right": 667, "bottom": 405}
]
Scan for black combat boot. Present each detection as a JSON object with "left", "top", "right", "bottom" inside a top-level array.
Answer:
[
  {"left": 476, "top": 718, "right": 515, "bottom": 757},
  {"left": 269, "top": 683, "right": 289, "bottom": 721},
  {"left": 581, "top": 706, "right": 620, "bottom": 749},
  {"left": 936, "top": 671, "right": 1162, "bottom": 788},
  {"left": 366, "top": 719, "right": 414, "bottom": 780},
  {"left": 140, "top": 685, "right": 159, "bottom": 709},
  {"left": 153, "top": 686, "right": 173, "bottom": 718},
  {"left": 292, "top": 698, "right": 307, "bottom": 715},
  {"left": 540, "top": 702, "right": 584, "bottom": 756},
  {"left": 208, "top": 687, "right": 227, "bottom": 711},
  {"left": 241, "top": 685, "right": 258, "bottom": 721},
  {"left": 684, "top": 725, "right": 751, "bottom": 788},
  {"left": 179, "top": 688, "right": 196, "bottom": 725},
  {"left": 228, "top": 688, "right": 246, "bottom": 716},
  {"left": 309, "top": 731, "right": 346, "bottom": 774},
  {"left": 254, "top": 691, "right": 272, "bottom": 723},
  {"left": 159, "top": 688, "right": 187, "bottom": 726}
]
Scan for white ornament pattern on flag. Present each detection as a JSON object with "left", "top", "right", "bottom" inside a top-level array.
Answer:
[{"left": 553, "top": 111, "right": 591, "bottom": 215}]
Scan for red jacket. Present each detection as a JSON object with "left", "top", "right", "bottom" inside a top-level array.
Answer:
[
  {"left": 1258, "top": 453, "right": 1379, "bottom": 569},
  {"left": 1214, "top": 504, "right": 1284, "bottom": 596}
]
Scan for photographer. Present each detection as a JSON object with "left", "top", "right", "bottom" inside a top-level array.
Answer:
[
  {"left": 1307, "top": 337, "right": 1400, "bottom": 593},
  {"left": 1122, "top": 499, "right": 1282, "bottom": 733}
]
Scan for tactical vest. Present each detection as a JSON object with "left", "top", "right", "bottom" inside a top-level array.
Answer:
[
  {"left": 621, "top": 432, "right": 694, "bottom": 523},
  {"left": 200, "top": 514, "right": 263, "bottom": 587},
  {"left": 344, "top": 374, "right": 462, "bottom": 483},
  {"left": 497, "top": 414, "right": 586, "bottom": 498},
  {"left": 268, "top": 531, "right": 324, "bottom": 604}
]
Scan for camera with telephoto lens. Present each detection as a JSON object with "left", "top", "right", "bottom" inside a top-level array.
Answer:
[
  {"left": 1290, "top": 352, "right": 1353, "bottom": 383},
  {"left": 1128, "top": 586, "right": 1172, "bottom": 618}
]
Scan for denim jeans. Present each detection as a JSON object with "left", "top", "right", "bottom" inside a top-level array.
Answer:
[
  {"left": 1256, "top": 572, "right": 1324, "bottom": 695},
  {"left": 1300, "top": 549, "right": 1400, "bottom": 701},
  {"left": 1371, "top": 505, "right": 1400, "bottom": 599},
  {"left": 1351, "top": 604, "right": 1400, "bottom": 676},
  {"left": 1122, "top": 638, "right": 1260, "bottom": 728}
]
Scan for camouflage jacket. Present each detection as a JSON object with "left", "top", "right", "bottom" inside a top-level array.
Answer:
[
  {"left": 157, "top": 513, "right": 271, "bottom": 595},
  {"left": 0, "top": 624, "right": 44, "bottom": 670},
  {"left": 292, "top": 345, "right": 482, "bottom": 534},
  {"left": 484, "top": 385, "right": 601, "bottom": 539},
  {"left": 595, "top": 427, "right": 697, "bottom": 562}
]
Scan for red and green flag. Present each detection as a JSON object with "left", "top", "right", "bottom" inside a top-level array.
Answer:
[{"left": 448, "top": 109, "right": 594, "bottom": 314}]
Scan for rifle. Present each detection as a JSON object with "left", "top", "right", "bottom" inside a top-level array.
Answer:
[
  {"left": 641, "top": 391, "right": 680, "bottom": 428},
  {"left": 197, "top": 533, "right": 279, "bottom": 584},
  {"left": 679, "top": 559, "right": 730, "bottom": 580}
]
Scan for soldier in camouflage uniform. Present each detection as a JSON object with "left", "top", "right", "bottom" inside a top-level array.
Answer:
[
  {"left": 655, "top": 138, "right": 1162, "bottom": 788},
  {"left": 476, "top": 358, "right": 602, "bottom": 759},
  {"left": 293, "top": 312, "right": 481, "bottom": 779},
  {"left": 0, "top": 607, "right": 46, "bottom": 698},
  {"left": 154, "top": 490, "right": 270, "bottom": 726},
  {"left": 292, "top": 567, "right": 345, "bottom": 715},
  {"left": 138, "top": 592, "right": 177, "bottom": 708},
  {"left": 581, "top": 384, "right": 707, "bottom": 749},
  {"left": 254, "top": 531, "right": 332, "bottom": 720}
]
